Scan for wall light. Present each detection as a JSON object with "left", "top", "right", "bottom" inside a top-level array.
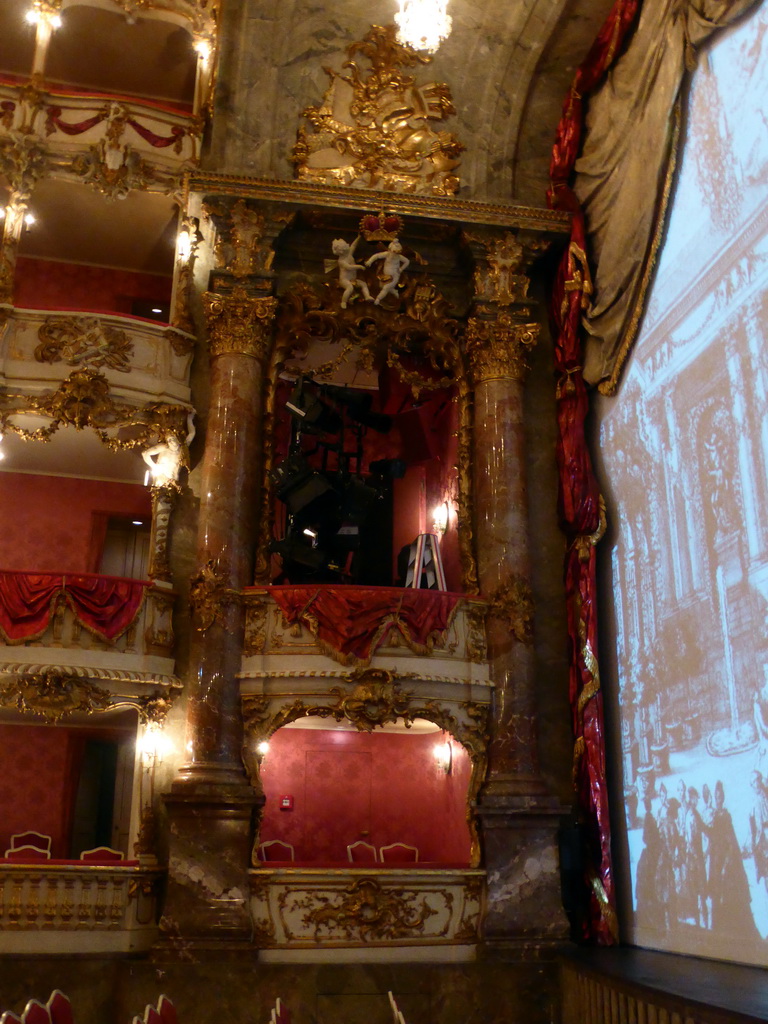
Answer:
[
  {"left": 26, "top": 7, "right": 62, "bottom": 29},
  {"left": 138, "top": 723, "right": 171, "bottom": 769},
  {"left": 395, "top": 0, "right": 452, "bottom": 53},
  {"left": 23, "top": 212, "right": 35, "bottom": 228},
  {"left": 433, "top": 739, "right": 452, "bottom": 775},
  {"left": 432, "top": 501, "right": 449, "bottom": 535},
  {"left": 257, "top": 741, "right": 270, "bottom": 756},
  {"left": 193, "top": 38, "right": 211, "bottom": 64},
  {"left": 177, "top": 229, "right": 191, "bottom": 261}
]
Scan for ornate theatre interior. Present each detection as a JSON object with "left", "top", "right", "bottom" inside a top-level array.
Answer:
[{"left": 1, "top": 0, "right": 767, "bottom": 1021}]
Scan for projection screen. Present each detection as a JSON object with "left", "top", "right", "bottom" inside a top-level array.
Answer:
[{"left": 594, "top": 5, "right": 768, "bottom": 965}]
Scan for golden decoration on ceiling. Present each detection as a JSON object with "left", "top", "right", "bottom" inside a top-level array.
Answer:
[
  {"left": 294, "top": 877, "right": 437, "bottom": 941},
  {"left": 35, "top": 316, "right": 133, "bottom": 371},
  {"left": 293, "top": 24, "right": 463, "bottom": 196}
]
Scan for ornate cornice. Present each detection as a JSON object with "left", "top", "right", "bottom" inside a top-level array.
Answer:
[
  {"left": 202, "top": 287, "right": 277, "bottom": 359},
  {"left": 0, "top": 670, "right": 111, "bottom": 722},
  {"left": 189, "top": 172, "right": 571, "bottom": 233},
  {"left": 465, "top": 314, "right": 540, "bottom": 384}
]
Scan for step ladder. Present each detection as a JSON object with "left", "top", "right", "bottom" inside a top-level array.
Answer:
[{"left": 404, "top": 533, "right": 446, "bottom": 590}]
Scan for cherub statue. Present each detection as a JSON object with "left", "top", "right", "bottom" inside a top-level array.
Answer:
[
  {"left": 366, "top": 240, "right": 410, "bottom": 306},
  {"left": 142, "top": 411, "right": 195, "bottom": 488},
  {"left": 326, "top": 236, "right": 372, "bottom": 308}
]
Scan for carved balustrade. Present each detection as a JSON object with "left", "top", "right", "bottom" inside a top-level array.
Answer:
[
  {"left": 0, "top": 863, "right": 163, "bottom": 954},
  {"left": 0, "top": 307, "right": 194, "bottom": 407},
  {"left": 250, "top": 867, "right": 485, "bottom": 960},
  {"left": 0, "top": 79, "right": 201, "bottom": 189}
]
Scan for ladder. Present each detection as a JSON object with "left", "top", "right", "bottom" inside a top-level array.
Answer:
[{"left": 404, "top": 533, "right": 446, "bottom": 590}]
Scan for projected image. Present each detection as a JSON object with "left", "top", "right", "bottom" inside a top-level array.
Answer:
[{"left": 597, "top": 7, "right": 768, "bottom": 965}]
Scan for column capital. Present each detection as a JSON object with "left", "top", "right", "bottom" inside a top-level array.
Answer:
[
  {"left": 465, "top": 312, "right": 540, "bottom": 384},
  {"left": 203, "top": 287, "right": 277, "bottom": 360}
]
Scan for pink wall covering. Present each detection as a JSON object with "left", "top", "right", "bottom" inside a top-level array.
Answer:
[
  {"left": 0, "top": 724, "right": 81, "bottom": 858},
  {"left": 258, "top": 726, "right": 472, "bottom": 863},
  {"left": 0, "top": 473, "right": 151, "bottom": 573},
  {"left": 14, "top": 257, "right": 171, "bottom": 316}
]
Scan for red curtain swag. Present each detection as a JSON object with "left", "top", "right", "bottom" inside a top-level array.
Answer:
[
  {"left": 547, "top": 0, "right": 642, "bottom": 944},
  {"left": 268, "top": 585, "right": 462, "bottom": 667},
  {"left": 0, "top": 571, "right": 149, "bottom": 644},
  {"left": 44, "top": 106, "right": 105, "bottom": 136}
]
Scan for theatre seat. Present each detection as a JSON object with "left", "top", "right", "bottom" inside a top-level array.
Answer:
[
  {"left": 10, "top": 832, "right": 52, "bottom": 856},
  {"left": 379, "top": 843, "right": 418, "bottom": 863},
  {"left": 347, "top": 841, "right": 378, "bottom": 863},
  {"left": 258, "top": 840, "right": 295, "bottom": 862},
  {"left": 4, "top": 845, "right": 50, "bottom": 861},
  {"left": 0, "top": 989, "right": 73, "bottom": 1024},
  {"left": 79, "top": 847, "right": 124, "bottom": 862},
  {"left": 132, "top": 995, "right": 177, "bottom": 1024}
]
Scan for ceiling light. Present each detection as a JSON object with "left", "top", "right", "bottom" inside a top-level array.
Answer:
[
  {"left": 151, "top": 307, "right": 162, "bottom": 314},
  {"left": 394, "top": 0, "right": 452, "bottom": 53},
  {"left": 132, "top": 520, "right": 144, "bottom": 526}
]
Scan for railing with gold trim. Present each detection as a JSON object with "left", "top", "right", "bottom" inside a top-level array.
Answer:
[
  {"left": 250, "top": 867, "right": 485, "bottom": 960},
  {"left": 0, "top": 307, "right": 194, "bottom": 407},
  {"left": 0, "top": 863, "right": 163, "bottom": 954},
  {"left": 0, "top": 582, "right": 177, "bottom": 685},
  {"left": 0, "top": 79, "right": 201, "bottom": 178}
]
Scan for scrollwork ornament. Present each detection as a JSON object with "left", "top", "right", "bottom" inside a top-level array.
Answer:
[
  {"left": 296, "top": 878, "right": 437, "bottom": 941},
  {"left": 465, "top": 315, "right": 540, "bottom": 384},
  {"left": 487, "top": 574, "right": 534, "bottom": 645},
  {"left": 189, "top": 558, "right": 239, "bottom": 633},
  {"left": 0, "top": 670, "right": 111, "bottom": 722},
  {"left": 203, "top": 287, "right": 277, "bottom": 360}
]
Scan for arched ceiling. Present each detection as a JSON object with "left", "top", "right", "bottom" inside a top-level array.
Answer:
[{"left": 206, "top": 0, "right": 617, "bottom": 206}]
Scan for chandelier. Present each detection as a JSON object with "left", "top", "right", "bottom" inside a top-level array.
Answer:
[{"left": 394, "top": 0, "right": 452, "bottom": 53}]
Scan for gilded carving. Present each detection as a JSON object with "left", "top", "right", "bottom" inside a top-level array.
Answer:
[
  {"left": 487, "top": 574, "right": 534, "bottom": 645},
  {"left": 0, "top": 368, "right": 190, "bottom": 450},
  {"left": 0, "top": 136, "right": 48, "bottom": 199},
  {"left": 0, "top": 670, "right": 111, "bottom": 722},
  {"left": 203, "top": 287, "right": 277, "bottom": 360},
  {"left": 243, "top": 597, "right": 268, "bottom": 655},
  {"left": 133, "top": 692, "right": 174, "bottom": 726},
  {"left": 465, "top": 604, "right": 488, "bottom": 663},
  {"left": 70, "top": 143, "right": 181, "bottom": 200},
  {"left": 35, "top": 316, "right": 133, "bottom": 371},
  {"left": 293, "top": 24, "right": 463, "bottom": 196},
  {"left": 293, "top": 878, "right": 437, "bottom": 941},
  {"left": 212, "top": 200, "right": 267, "bottom": 278},
  {"left": 465, "top": 315, "right": 540, "bottom": 384},
  {"left": 189, "top": 558, "right": 238, "bottom": 633}
]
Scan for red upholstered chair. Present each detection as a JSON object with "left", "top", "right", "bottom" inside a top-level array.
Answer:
[
  {"left": 80, "top": 846, "right": 124, "bottom": 862},
  {"left": 347, "top": 841, "right": 378, "bottom": 864},
  {"left": 258, "top": 840, "right": 295, "bottom": 862},
  {"left": 0, "top": 990, "right": 73, "bottom": 1024},
  {"left": 10, "top": 832, "right": 51, "bottom": 856},
  {"left": 4, "top": 845, "right": 50, "bottom": 861},
  {"left": 379, "top": 843, "right": 418, "bottom": 863},
  {"left": 132, "top": 995, "right": 177, "bottom": 1024}
]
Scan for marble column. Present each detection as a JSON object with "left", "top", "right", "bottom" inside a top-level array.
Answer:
[
  {"left": 467, "top": 300, "right": 569, "bottom": 951},
  {"left": 159, "top": 286, "right": 276, "bottom": 956}
]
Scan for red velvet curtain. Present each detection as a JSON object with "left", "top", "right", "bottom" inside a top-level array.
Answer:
[
  {"left": 547, "top": 0, "right": 642, "bottom": 944},
  {"left": 0, "top": 571, "right": 149, "bottom": 643},
  {"left": 269, "top": 585, "right": 462, "bottom": 666}
]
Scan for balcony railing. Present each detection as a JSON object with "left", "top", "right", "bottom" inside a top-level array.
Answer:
[
  {"left": 0, "top": 77, "right": 201, "bottom": 177},
  {"left": 0, "top": 574, "right": 177, "bottom": 687},
  {"left": 0, "top": 862, "right": 163, "bottom": 954},
  {"left": 250, "top": 866, "right": 485, "bottom": 960},
  {"left": 0, "top": 307, "right": 193, "bottom": 407}
]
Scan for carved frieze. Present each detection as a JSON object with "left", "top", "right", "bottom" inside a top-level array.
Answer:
[
  {"left": 0, "top": 368, "right": 190, "bottom": 449},
  {"left": 294, "top": 24, "right": 463, "bottom": 196},
  {"left": 35, "top": 316, "right": 133, "bottom": 371},
  {"left": 203, "top": 287, "right": 277, "bottom": 360},
  {"left": 0, "top": 670, "right": 111, "bottom": 722},
  {"left": 293, "top": 877, "right": 437, "bottom": 942}
]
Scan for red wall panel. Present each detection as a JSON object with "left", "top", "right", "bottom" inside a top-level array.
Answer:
[
  {"left": 0, "top": 473, "right": 151, "bottom": 573},
  {"left": 258, "top": 726, "right": 472, "bottom": 864},
  {"left": 14, "top": 256, "right": 171, "bottom": 316},
  {"left": 0, "top": 724, "right": 82, "bottom": 858}
]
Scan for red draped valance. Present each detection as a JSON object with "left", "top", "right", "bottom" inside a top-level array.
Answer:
[
  {"left": 267, "top": 585, "right": 463, "bottom": 666},
  {"left": 0, "top": 571, "right": 150, "bottom": 644}
]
